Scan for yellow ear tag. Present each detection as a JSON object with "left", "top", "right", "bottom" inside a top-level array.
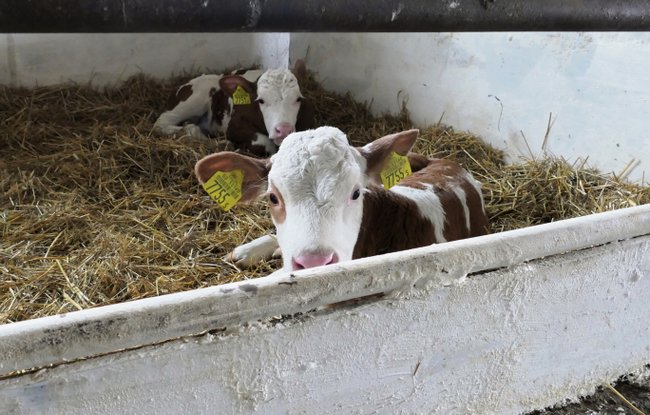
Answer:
[
  {"left": 380, "top": 152, "right": 412, "bottom": 189},
  {"left": 232, "top": 85, "right": 252, "bottom": 105},
  {"left": 202, "top": 169, "right": 244, "bottom": 211}
]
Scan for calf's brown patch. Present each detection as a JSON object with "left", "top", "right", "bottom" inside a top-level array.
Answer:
[
  {"left": 165, "top": 84, "right": 193, "bottom": 110},
  {"left": 353, "top": 185, "right": 436, "bottom": 259}
]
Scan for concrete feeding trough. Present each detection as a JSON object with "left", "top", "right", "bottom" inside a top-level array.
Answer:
[{"left": 1, "top": 204, "right": 649, "bottom": 413}]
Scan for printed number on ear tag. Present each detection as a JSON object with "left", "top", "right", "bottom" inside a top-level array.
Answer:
[
  {"left": 202, "top": 170, "right": 244, "bottom": 211},
  {"left": 232, "top": 85, "right": 251, "bottom": 105},
  {"left": 380, "top": 152, "right": 412, "bottom": 189}
]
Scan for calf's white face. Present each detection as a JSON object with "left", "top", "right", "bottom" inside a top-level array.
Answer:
[
  {"left": 267, "top": 127, "right": 367, "bottom": 271},
  {"left": 256, "top": 69, "right": 304, "bottom": 145},
  {"left": 194, "top": 126, "right": 419, "bottom": 273}
]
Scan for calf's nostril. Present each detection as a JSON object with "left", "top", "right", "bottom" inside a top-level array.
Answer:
[
  {"left": 291, "top": 258, "right": 306, "bottom": 270},
  {"left": 274, "top": 123, "right": 294, "bottom": 138},
  {"left": 292, "top": 251, "right": 337, "bottom": 270}
]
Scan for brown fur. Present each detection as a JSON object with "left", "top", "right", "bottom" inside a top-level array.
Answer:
[
  {"left": 209, "top": 88, "right": 230, "bottom": 126},
  {"left": 406, "top": 152, "right": 430, "bottom": 172},
  {"left": 353, "top": 185, "right": 435, "bottom": 259},
  {"left": 165, "top": 84, "right": 193, "bottom": 111},
  {"left": 460, "top": 179, "right": 490, "bottom": 236},
  {"left": 401, "top": 158, "right": 488, "bottom": 240},
  {"left": 209, "top": 76, "right": 315, "bottom": 157},
  {"left": 163, "top": 64, "right": 315, "bottom": 157},
  {"left": 353, "top": 158, "right": 488, "bottom": 257},
  {"left": 358, "top": 131, "right": 420, "bottom": 185},
  {"left": 295, "top": 99, "right": 316, "bottom": 133},
  {"left": 216, "top": 98, "right": 316, "bottom": 157}
]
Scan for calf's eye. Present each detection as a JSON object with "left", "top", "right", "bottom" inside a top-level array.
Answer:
[
  {"left": 258, "top": 99, "right": 265, "bottom": 105},
  {"left": 269, "top": 193, "right": 279, "bottom": 205},
  {"left": 351, "top": 189, "right": 361, "bottom": 200},
  {"left": 296, "top": 97, "right": 303, "bottom": 103}
]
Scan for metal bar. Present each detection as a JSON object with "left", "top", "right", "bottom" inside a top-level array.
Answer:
[{"left": 0, "top": 0, "right": 649, "bottom": 33}]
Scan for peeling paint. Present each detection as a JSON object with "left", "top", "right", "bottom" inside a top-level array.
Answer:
[
  {"left": 246, "top": 0, "right": 262, "bottom": 28},
  {"left": 239, "top": 284, "right": 259, "bottom": 294},
  {"left": 391, "top": 3, "right": 403, "bottom": 22},
  {"left": 1, "top": 205, "right": 649, "bottom": 385}
]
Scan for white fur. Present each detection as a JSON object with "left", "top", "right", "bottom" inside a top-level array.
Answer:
[
  {"left": 252, "top": 132, "right": 277, "bottom": 155},
  {"left": 390, "top": 184, "right": 448, "bottom": 243},
  {"left": 226, "top": 234, "right": 279, "bottom": 266},
  {"left": 464, "top": 170, "right": 486, "bottom": 213},
  {"left": 256, "top": 69, "right": 303, "bottom": 142},
  {"left": 268, "top": 127, "right": 367, "bottom": 272},
  {"left": 154, "top": 74, "right": 222, "bottom": 135}
]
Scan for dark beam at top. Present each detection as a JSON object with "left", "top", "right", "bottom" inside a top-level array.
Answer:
[{"left": 1, "top": 0, "right": 649, "bottom": 33}]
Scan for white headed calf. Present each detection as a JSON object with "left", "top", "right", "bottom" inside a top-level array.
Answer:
[
  {"left": 155, "top": 61, "right": 314, "bottom": 156},
  {"left": 195, "top": 127, "right": 489, "bottom": 272}
]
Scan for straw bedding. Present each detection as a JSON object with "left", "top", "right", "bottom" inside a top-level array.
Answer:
[{"left": 1, "top": 72, "right": 649, "bottom": 325}]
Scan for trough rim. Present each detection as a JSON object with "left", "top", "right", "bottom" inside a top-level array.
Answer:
[{"left": 1, "top": 204, "right": 649, "bottom": 376}]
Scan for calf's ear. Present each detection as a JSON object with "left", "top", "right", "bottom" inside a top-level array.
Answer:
[
  {"left": 219, "top": 75, "right": 257, "bottom": 98},
  {"left": 296, "top": 98, "right": 315, "bottom": 131},
  {"left": 358, "top": 129, "right": 419, "bottom": 176},
  {"left": 195, "top": 152, "right": 270, "bottom": 203},
  {"left": 292, "top": 59, "right": 308, "bottom": 84}
]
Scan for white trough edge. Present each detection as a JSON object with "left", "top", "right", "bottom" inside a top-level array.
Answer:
[
  {"left": 0, "top": 204, "right": 649, "bottom": 376},
  {"left": 1, "top": 228, "right": 649, "bottom": 414}
]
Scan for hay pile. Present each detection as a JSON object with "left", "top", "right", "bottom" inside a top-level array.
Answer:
[{"left": 1, "top": 72, "right": 649, "bottom": 325}]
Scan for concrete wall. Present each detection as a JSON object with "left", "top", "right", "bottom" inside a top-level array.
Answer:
[
  {"left": 2, "top": 32, "right": 648, "bottom": 182},
  {"left": 291, "top": 33, "right": 650, "bottom": 184},
  {"left": 0, "top": 33, "right": 289, "bottom": 86},
  {"left": 2, "top": 32, "right": 648, "bottom": 181}
]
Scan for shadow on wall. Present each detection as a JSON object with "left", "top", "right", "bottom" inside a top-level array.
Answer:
[
  {"left": 0, "top": 33, "right": 290, "bottom": 87},
  {"left": 290, "top": 32, "right": 650, "bottom": 184}
]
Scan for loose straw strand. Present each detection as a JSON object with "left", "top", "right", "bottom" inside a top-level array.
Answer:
[{"left": 603, "top": 382, "right": 646, "bottom": 415}]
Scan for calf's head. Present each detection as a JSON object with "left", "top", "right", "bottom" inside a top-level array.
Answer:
[
  {"left": 195, "top": 126, "right": 418, "bottom": 273},
  {"left": 217, "top": 60, "right": 313, "bottom": 147}
]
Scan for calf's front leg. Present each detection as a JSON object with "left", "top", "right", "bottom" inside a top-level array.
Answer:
[{"left": 225, "top": 234, "right": 281, "bottom": 266}]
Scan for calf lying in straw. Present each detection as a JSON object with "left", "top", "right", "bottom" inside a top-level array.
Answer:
[
  {"left": 155, "top": 60, "right": 315, "bottom": 156},
  {"left": 195, "top": 127, "right": 489, "bottom": 273}
]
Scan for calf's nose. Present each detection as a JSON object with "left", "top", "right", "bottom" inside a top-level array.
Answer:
[
  {"left": 273, "top": 122, "right": 294, "bottom": 139},
  {"left": 292, "top": 251, "right": 338, "bottom": 270}
]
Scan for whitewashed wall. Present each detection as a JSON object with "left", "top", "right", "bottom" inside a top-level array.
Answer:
[
  {"left": 291, "top": 33, "right": 650, "bottom": 184},
  {"left": 0, "top": 33, "right": 289, "bottom": 86},
  {"left": 2, "top": 33, "right": 648, "bottom": 182}
]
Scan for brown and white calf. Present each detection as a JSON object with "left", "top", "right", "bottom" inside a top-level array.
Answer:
[
  {"left": 195, "top": 127, "right": 489, "bottom": 273},
  {"left": 154, "top": 61, "right": 315, "bottom": 156}
]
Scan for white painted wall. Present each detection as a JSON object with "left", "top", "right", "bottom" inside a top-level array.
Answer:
[
  {"left": 2, "top": 32, "right": 648, "bottom": 182},
  {"left": 291, "top": 33, "right": 650, "bottom": 184},
  {"left": 0, "top": 33, "right": 289, "bottom": 86}
]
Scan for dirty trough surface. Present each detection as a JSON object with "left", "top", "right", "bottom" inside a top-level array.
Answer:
[
  {"left": 1, "top": 73, "right": 649, "bottom": 414},
  {"left": 531, "top": 370, "right": 650, "bottom": 415}
]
